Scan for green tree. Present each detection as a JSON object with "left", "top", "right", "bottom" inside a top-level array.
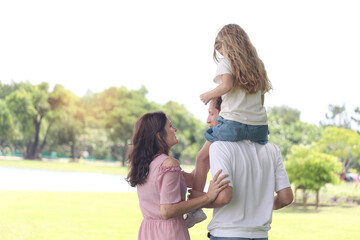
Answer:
[
  {"left": 268, "top": 110, "right": 322, "bottom": 157},
  {"left": 321, "top": 104, "right": 351, "bottom": 129},
  {"left": 268, "top": 105, "right": 300, "bottom": 125},
  {"left": 6, "top": 82, "right": 54, "bottom": 159},
  {"left": 103, "top": 86, "right": 158, "bottom": 166},
  {"left": 83, "top": 128, "right": 112, "bottom": 160},
  {"left": 0, "top": 81, "right": 24, "bottom": 99},
  {"left": 286, "top": 145, "right": 341, "bottom": 209},
  {"left": 46, "top": 85, "right": 85, "bottom": 161},
  {"left": 162, "top": 101, "right": 205, "bottom": 163},
  {"left": 79, "top": 90, "right": 103, "bottom": 129},
  {"left": 0, "top": 100, "right": 15, "bottom": 147},
  {"left": 317, "top": 126, "right": 360, "bottom": 173},
  {"left": 351, "top": 106, "right": 360, "bottom": 133}
]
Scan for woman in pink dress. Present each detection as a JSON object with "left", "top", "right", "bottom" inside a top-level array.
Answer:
[{"left": 127, "top": 111, "right": 229, "bottom": 240}]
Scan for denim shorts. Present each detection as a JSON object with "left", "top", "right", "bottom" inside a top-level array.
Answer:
[{"left": 204, "top": 116, "right": 268, "bottom": 145}]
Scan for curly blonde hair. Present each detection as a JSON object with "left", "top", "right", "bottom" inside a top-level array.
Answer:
[{"left": 213, "top": 24, "right": 272, "bottom": 94}]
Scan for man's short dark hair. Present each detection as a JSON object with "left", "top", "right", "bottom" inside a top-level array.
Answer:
[{"left": 215, "top": 97, "right": 222, "bottom": 111}]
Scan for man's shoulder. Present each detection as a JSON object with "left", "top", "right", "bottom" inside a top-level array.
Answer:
[
  {"left": 212, "top": 140, "right": 269, "bottom": 147},
  {"left": 210, "top": 141, "right": 252, "bottom": 156},
  {"left": 211, "top": 141, "right": 280, "bottom": 155}
]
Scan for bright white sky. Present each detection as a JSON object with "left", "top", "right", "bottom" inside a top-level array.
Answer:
[{"left": 0, "top": 0, "right": 359, "bottom": 125}]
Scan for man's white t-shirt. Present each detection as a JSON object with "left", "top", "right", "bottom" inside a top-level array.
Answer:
[
  {"left": 208, "top": 141, "right": 291, "bottom": 238},
  {"left": 214, "top": 58, "right": 267, "bottom": 125}
]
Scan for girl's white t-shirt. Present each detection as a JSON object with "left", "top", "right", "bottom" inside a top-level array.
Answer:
[{"left": 214, "top": 58, "right": 267, "bottom": 125}]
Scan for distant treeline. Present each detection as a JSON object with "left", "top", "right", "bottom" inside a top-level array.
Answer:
[
  {"left": 0, "top": 81, "right": 359, "bottom": 172},
  {"left": 0, "top": 81, "right": 206, "bottom": 165}
]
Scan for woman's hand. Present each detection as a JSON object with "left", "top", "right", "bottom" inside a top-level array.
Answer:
[
  {"left": 206, "top": 169, "right": 230, "bottom": 202},
  {"left": 187, "top": 189, "right": 205, "bottom": 200}
]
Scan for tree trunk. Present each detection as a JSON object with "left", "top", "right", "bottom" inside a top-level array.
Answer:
[
  {"left": 111, "top": 145, "right": 119, "bottom": 161},
  {"left": 315, "top": 189, "right": 319, "bottom": 209},
  {"left": 25, "top": 141, "right": 32, "bottom": 159},
  {"left": 294, "top": 186, "right": 298, "bottom": 204},
  {"left": 343, "top": 156, "right": 357, "bottom": 173},
  {"left": 121, "top": 140, "right": 128, "bottom": 167},
  {"left": 30, "top": 116, "right": 43, "bottom": 159},
  {"left": 70, "top": 143, "right": 77, "bottom": 162},
  {"left": 36, "top": 120, "right": 54, "bottom": 158},
  {"left": 302, "top": 188, "right": 307, "bottom": 208}
]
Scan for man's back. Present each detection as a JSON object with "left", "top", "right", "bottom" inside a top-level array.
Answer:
[{"left": 208, "top": 141, "right": 290, "bottom": 239}]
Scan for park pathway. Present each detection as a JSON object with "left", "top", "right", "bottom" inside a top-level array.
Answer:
[{"left": 0, "top": 166, "right": 136, "bottom": 192}]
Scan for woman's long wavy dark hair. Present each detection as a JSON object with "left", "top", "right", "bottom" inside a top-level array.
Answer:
[{"left": 126, "top": 111, "right": 170, "bottom": 187}]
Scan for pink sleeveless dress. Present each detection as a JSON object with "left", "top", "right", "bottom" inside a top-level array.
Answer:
[{"left": 137, "top": 154, "right": 190, "bottom": 240}]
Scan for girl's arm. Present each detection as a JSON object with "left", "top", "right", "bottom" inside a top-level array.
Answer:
[
  {"left": 200, "top": 74, "right": 233, "bottom": 105},
  {"left": 261, "top": 94, "right": 264, "bottom": 106},
  {"left": 160, "top": 165, "right": 229, "bottom": 220}
]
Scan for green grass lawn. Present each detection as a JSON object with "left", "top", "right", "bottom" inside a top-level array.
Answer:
[
  {"left": 0, "top": 159, "right": 197, "bottom": 177},
  {"left": 0, "top": 158, "right": 205, "bottom": 181},
  {"left": 1, "top": 159, "right": 360, "bottom": 239},
  {"left": 0, "top": 158, "right": 128, "bottom": 176},
  {"left": 1, "top": 191, "right": 359, "bottom": 240}
]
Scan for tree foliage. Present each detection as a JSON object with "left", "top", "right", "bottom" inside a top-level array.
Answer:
[
  {"left": 0, "top": 81, "right": 24, "bottom": 99},
  {"left": 351, "top": 106, "right": 360, "bottom": 133},
  {"left": 321, "top": 104, "right": 351, "bottom": 129},
  {"left": 6, "top": 83, "right": 53, "bottom": 159},
  {"left": 46, "top": 84, "right": 85, "bottom": 161},
  {"left": 286, "top": 145, "right": 342, "bottom": 208},
  {"left": 317, "top": 126, "right": 360, "bottom": 173},
  {"left": 103, "top": 86, "right": 158, "bottom": 165},
  {"left": 0, "top": 100, "right": 15, "bottom": 146},
  {"left": 1, "top": 81, "right": 359, "bottom": 176},
  {"left": 268, "top": 106, "right": 322, "bottom": 157},
  {"left": 162, "top": 101, "right": 206, "bottom": 162},
  {"left": 268, "top": 105, "right": 300, "bottom": 125}
]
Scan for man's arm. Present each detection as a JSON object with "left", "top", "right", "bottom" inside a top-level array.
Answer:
[
  {"left": 273, "top": 187, "right": 293, "bottom": 210},
  {"left": 182, "top": 171, "right": 193, "bottom": 188},
  {"left": 188, "top": 141, "right": 233, "bottom": 209},
  {"left": 188, "top": 186, "right": 232, "bottom": 208},
  {"left": 206, "top": 186, "right": 232, "bottom": 208},
  {"left": 207, "top": 142, "right": 233, "bottom": 208}
]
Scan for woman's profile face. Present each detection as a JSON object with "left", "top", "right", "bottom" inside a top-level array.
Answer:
[{"left": 163, "top": 119, "right": 178, "bottom": 148}]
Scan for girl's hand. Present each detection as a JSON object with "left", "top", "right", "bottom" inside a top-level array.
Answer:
[
  {"left": 206, "top": 169, "right": 230, "bottom": 202},
  {"left": 200, "top": 92, "right": 211, "bottom": 105}
]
